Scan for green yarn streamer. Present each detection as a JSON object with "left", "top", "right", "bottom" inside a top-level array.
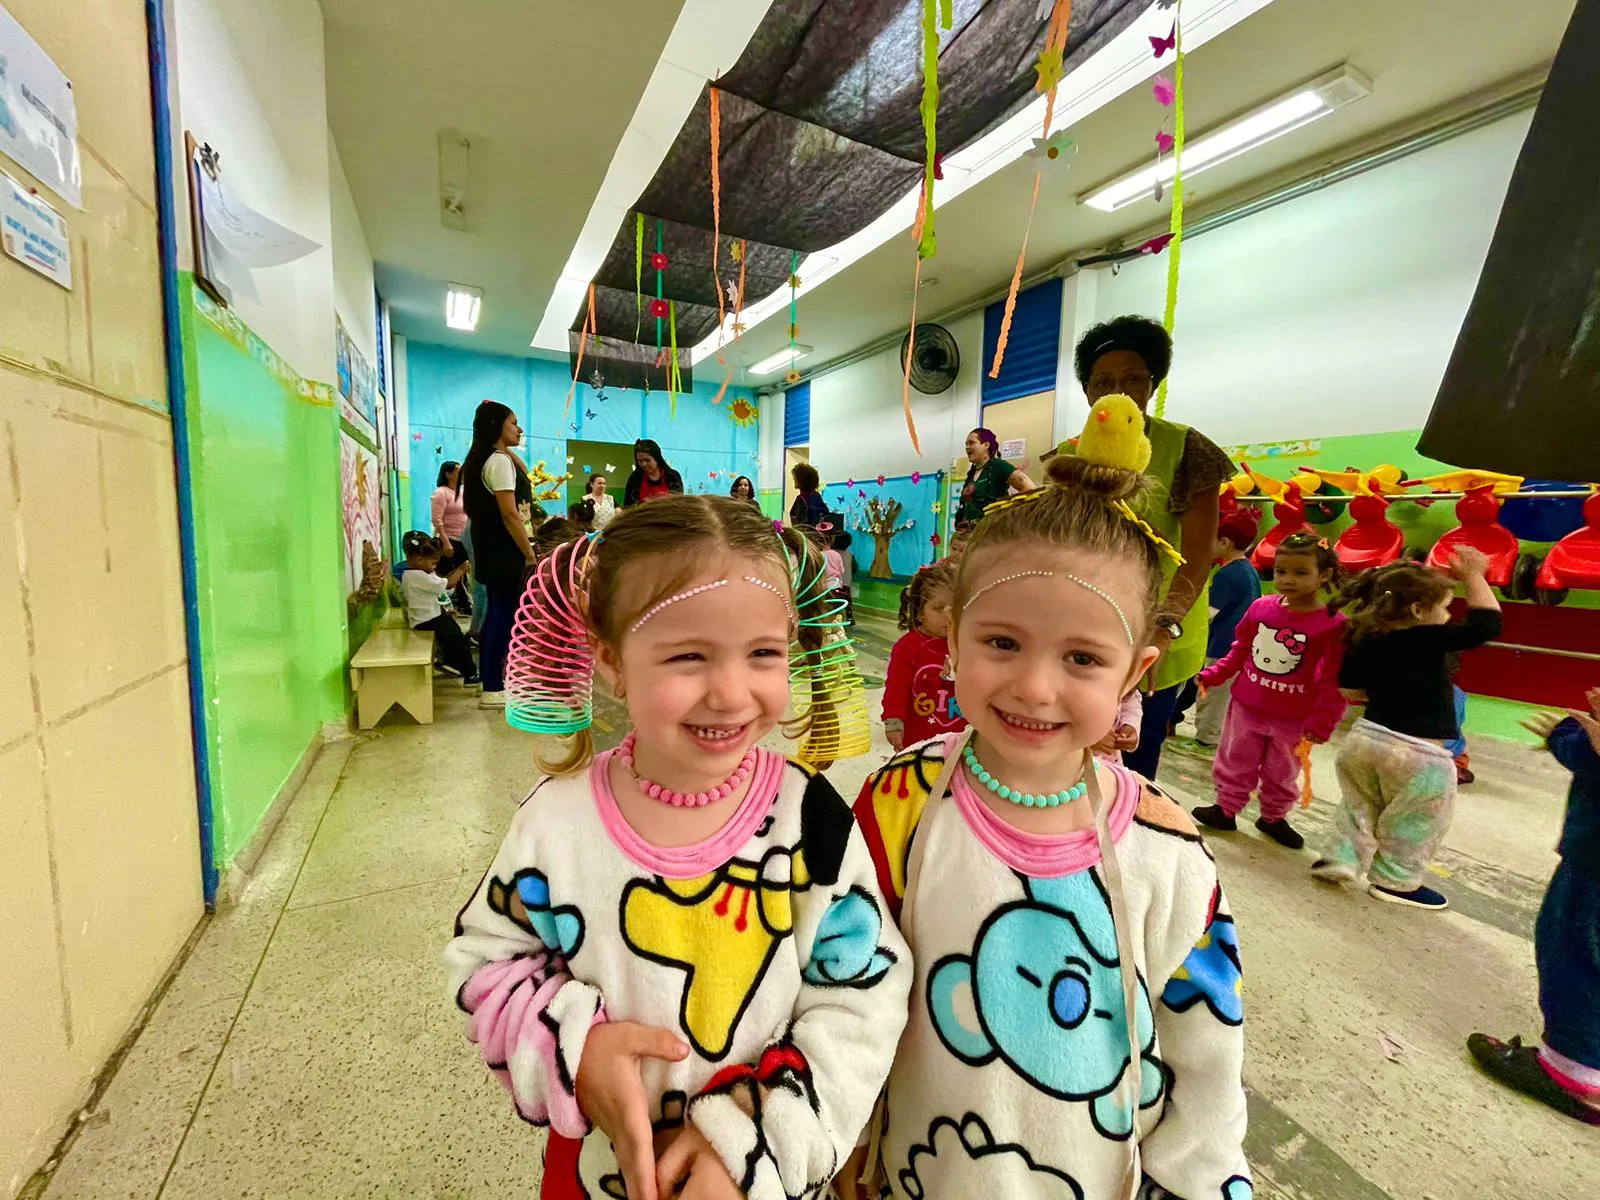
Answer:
[
  {"left": 917, "top": 0, "right": 941, "bottom": 260},
  {"left": 634, "top": 213, "right": 644, "bottom": 340},
  {"left": 1155, "top": 5, "right": 1186, "bottom": 419}
]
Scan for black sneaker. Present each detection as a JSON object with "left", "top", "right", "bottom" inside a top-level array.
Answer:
[
  {"left": 434, "top": 662, "right": 462, "bottom": 678},
  {"left": 463, "top": 673, "right": 481, "bottom": 688},
  {"left": 1191, "top": 804, "right": 1238, "bottom": 832},
  {"left": 1467, "top": 1034, "right": 1600, "bottom": 1126},
  {"left": 1256, "top": 818, "right": 1305, "bottom": 850},
  {"left": 1368, "top": 882, "right": 1449, "bottom": 910}
]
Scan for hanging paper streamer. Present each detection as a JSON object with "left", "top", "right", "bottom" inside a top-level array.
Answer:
[
  {"left": 1154, "top": 3, "right": 1186, "bottom": 420},
  {"left": 655, "top": 220, "right": 666, "bottom": 360},
  {"left": 634, "top": 213, "right": 645, "bottom": 340},
  {"left": 710, "top": 88, "right": 725, "bottom": 327},
  {"left": 565, "top": 284, "right": 597, "bottom": 417},
  {"left": 1295, "top": 737, "right": 1314, "bottom": 809},
  {"left": 783, "top": 250, "right": 802, "bottom": 383},
  {"left": 916, "top": 0, "right": 949, "bottom": 260},
  {"left": 668, "top": 301, "right": 681, "bottom": 416},
  {"left": 989, "top": 0, "right": 1073, "bottom": 379}
]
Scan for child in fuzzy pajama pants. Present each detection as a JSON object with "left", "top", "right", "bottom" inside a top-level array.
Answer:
[
  {"left": 1192, "top": 535, "right": 1346, "bottom": 851},
  {"left": 1310, "top": 549, "right": 1501, "bottom": 910}
]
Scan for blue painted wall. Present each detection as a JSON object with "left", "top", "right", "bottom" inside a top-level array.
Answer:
[{"left": 404, "top": 343, "right": 762, "bottom": 528}]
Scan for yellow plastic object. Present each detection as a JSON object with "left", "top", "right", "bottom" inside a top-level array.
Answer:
[
  {"left": 1221, "top": 472, "right": 1255, "bottom": 497},
  {"left": 1076, "top": 394, "right": 1153, "bottom": 474},
  {"left": 1414, "top": 469, "right": 1524, "bottom": 495}
]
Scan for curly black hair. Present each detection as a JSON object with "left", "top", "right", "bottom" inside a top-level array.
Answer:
[{"left": 1074, "top": 316, "right": 1173, "bottom": 387}]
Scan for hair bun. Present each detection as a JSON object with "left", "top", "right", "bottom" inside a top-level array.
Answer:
[{"left": 1044, "top": 452, "right": 1147, "bottom": 502}]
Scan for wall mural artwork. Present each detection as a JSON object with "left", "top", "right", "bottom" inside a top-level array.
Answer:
[
  {"left": 336, "top": 314, "right": 378, "bottom": 438},
  {"left": 340, "top": 429, "right": 384, "bottom": 606}
]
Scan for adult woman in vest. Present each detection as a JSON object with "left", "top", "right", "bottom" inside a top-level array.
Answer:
[
  {"left": 460, "top": 401, "right": 536, "bottom": 709},
  {"left": 954, "top": 427, "right": 1037, "bottom": 528},
  {"left": 1072, "top": 316, "right": 1234, "bottom": 777},
  {"left": 622, "top": 438, "right": 684, "bottom": 506}
]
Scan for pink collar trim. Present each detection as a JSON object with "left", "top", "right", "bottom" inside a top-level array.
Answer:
[
  {"left": 590, "top": 746, "right": 783, "bottom": 879},
  {"left": 943, "top": 735, "right": 1140, "bottom": 876}
]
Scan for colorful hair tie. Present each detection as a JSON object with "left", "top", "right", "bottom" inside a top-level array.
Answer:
[{"left": 504, "top": 539, "right": 597, "bottom": 735}]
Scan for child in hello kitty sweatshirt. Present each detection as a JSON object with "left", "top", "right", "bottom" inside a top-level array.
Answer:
[{"left": 1192, "top": 533, "right": 1347, "bottom": 850}]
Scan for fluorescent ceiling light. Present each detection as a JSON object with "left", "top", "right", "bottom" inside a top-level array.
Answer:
[
  {"left": 446, "top": 284, "right": 483, "bottom": 331},
  {"left": 1082, "top": 65, "right": 1371, "bottom": 212},
  {"left": 749, "top": 344, "right": 813, "bottom": 375}
]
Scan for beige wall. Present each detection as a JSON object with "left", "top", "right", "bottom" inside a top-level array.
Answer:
[{"left": 0, "top": 2, "right": 203, "bottom": 1195}]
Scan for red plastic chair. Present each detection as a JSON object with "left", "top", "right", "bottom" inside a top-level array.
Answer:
[
  {"left": 1537, "top": 491, "right": 1600, "bottom": 591},
  {"left": 1250, "top": 496, "right": 1309, "bottom": 575},
  {"left": 1335, "top": 494, "right": 1405, "bottom": 571},
  {"left": 1426, "top": 486, "right": 1519, "bottom": 587}
]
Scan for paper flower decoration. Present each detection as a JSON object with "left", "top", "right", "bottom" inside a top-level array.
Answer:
[
  {"left": 1153, "top": 74, "right": 1176, "bottom": 107},
  {"left": 728, "top": 397, "right": 759, "bottom": 427},
  {"left": 911, "top": 471, "right": 922, "bottom": 484},
  {"left": 649, "top": 298, "right": 669, "bottom": 319},
  {"left": 1033, "top": 46, "right": 1065, "bottom": 92},
  {"left": 785, "top": 369, "right": 802, "bottom": 384},
  {"left": 788, "top": 273, "right": 802, "bottom": 289},
  {"left": 789, "top": 324, "right": 800, "bottom": 338},
  {"left": 876, "top": 474, "right": 887, "bottom": 486},
  {"left": 724, "top": 279, "right": 740, "bottom": 306},
  {"left": 649, "top": 252, "right": 669, "bottom": 271},
  {"left": 931, "top": 532, "right": 942, "bottom": 546},
  {"left": 930, "top": 500, "right": 944, "bottom": 515},
  {"left": 1027, "top": 131, "right": 1077, "bottom": 166},
  {"left": 1155, "top": 131, "right": 1175, "bottom": 154},
  {"left": 730, "top": 240, "right": 745, "bottom": 263},
  {"left": 845, "top": 478, "right": 855, "bottom": 488}
]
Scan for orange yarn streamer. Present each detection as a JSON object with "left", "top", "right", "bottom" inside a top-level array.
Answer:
[
  {"left": 1296, "top": 739, "right": 1315, "bottom": 809},
  {"left": 711, "top": 241, "right": 749, "bottom": 407},
  {"left": 564, "top": 284, "right": 597, "bottom": 417},
  {"left": 898, "top": 181, "right": 933, "bottom": 455},
  {"left": 710, "top": 88, "right": 724, "bottom": 328},
  {"left": 990, "top": 0, "right": 1073, "bottom": 379}
]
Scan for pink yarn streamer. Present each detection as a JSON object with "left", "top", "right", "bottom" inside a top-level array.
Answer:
[{"left": 504, "top": 539, "right": 597, "bottom": 734}]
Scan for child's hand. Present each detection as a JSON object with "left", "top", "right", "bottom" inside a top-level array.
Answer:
[
  {"left": 1448, "top": 545, "right": 1490, "bottom": 581},
  {"left": 1577, "top": 711, "right": 1600, "bottom": 756},
  {"left": 1092, "top": 730, "right": 1120, "bottom": 756},
  {"left": 1586, "top": 687, "right": 1600, "bottom": 722},
  {"left": 1114, "top": 724, "right": 1140, "bottom": 751},
  {"left": 886, "top": 730, "right": 904, "bottom": 751},
  {"left": 576, "top": 1022, "right": 689, "bottom": 1200},
  {"left": 656, "top": 1123, "right": 743, "bottom": 1200},
  {"left": 1522, "top": 712, "right": 1564, "bottom": 742}
]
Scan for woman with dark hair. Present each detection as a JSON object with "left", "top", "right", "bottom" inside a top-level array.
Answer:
[
  {"left": 955, "top": 427, "right": 1036, "bottom": 527},
  {"left": 1069, "top": 314, "right": 1235, "bottom": 777},
  {"left": 729, "top": 474, "right": 759, "bottom": 507},
  {"left": 789, "top": 462, "right": 828, "bottom": 527},
  {"left": 431, "top": 460, "right": 472, "bottom": 615},
  {"left": 585, "top": 473, "right": 617, "bottom": 529},
  {"left": 622, "top": 439, "right": 684, "bottom": 506},
  {"left": 459, "top": 401, "right": 537, "bottom": 708}
]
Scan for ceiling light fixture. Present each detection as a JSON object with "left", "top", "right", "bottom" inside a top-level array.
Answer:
[
  {"left": 446, "top": 284, "right": 483, "bottom": 332},
  {"left": 1081, "top": 64, "right": 1371, "bottom": 212},
  {"left": 749, "top": 344, "right": 813, "bottom": 376}
]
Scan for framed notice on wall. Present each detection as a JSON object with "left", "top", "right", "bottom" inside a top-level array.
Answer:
[{"left": 0, "top": 4, "right": 82, "bottom": 208}]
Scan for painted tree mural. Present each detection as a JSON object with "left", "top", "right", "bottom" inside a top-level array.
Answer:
[{"left": 855, "top": 497, "right": 913, "bottom": 578}]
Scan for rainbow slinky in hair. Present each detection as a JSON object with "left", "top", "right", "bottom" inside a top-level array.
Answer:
[
  {"left": 787, "top": 544, "right": 872, "bottom": 764},
  {"left": 504, "top": 539, "right": 596, "bottom": 735}
]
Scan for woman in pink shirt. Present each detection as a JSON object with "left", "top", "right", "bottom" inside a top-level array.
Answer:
[
  {"left": 432, "top": 461, "right": 472, "bottom": 614},
  {"left": 1191, "top": 532, "right": 1347, "bottom": 850}
]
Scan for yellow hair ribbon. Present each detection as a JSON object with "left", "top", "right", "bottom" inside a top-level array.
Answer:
[
  {"left": 1114, "top": 500, "right": 1186, "bottom": 565},
  {"left": 982, "top": 489, "right": 1048, "bottom": 516}
]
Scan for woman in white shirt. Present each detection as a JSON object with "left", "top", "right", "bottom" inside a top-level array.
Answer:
[
  {"left": 585, "top": 473, "right": 617, "bottom": 530},
  {"left": 461, "top": 401, "right": 537, "bottom": 708}
]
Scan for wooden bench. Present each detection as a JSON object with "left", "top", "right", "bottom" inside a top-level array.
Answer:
[{"left": 350, "top": 627, "right": 435, "bottom": 729}]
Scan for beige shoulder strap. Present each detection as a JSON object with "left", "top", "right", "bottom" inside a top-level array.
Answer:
[{"left": 1085, "top": 750, "right": 1144, "bottom": 1200}]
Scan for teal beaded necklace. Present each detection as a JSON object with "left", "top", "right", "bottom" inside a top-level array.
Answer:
[{"left": 962, "top": 741, "right": 1089, "bottom": 809}]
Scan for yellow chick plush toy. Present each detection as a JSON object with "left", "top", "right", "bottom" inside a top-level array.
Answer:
[{"left": 1073, "top": 393, "right": 1152, "bottom": 474}]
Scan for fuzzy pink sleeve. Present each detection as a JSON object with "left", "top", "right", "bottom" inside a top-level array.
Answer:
[
  {"left": 459, "top": 953, "right": 605, "bottom": 1137},
  {"left": 1305, "top": 617, "right": 1349, "bottom": 742}
]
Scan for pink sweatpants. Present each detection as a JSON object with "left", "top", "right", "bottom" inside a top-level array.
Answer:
[{"left": 1213, "top": 702, "right": 1303, "bottom": 821}]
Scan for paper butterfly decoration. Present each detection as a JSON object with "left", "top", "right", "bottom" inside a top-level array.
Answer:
[
  {"left": 605, "top": 463, "right": 618, "bottom": 473},
  {"left": 845, "top": 478, "right": 855, "bottom": 488},
  {"left": 566, "top": 456, "right": 575, "bottom": 465},
  {"left": 1150, "top": 24, "right": 1176, "bottom": 56},
  {"left": 585, "top": 409, "right": 596, "bottom": 420},
  {"left": 1156, "top": 131, "right": 1175, "bottom": 154},
  {"left": 876, "top": 474, "right": 887, "bottom": 486}
]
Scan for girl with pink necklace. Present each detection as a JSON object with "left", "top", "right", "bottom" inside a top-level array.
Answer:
[{"left": 448, "top": 495, "right": 907, "bottom": 1200}]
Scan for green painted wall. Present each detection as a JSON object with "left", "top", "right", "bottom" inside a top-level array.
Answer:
[
  {"left": 856, "top": 577, "right": 904, "bottom": 615},
  {"left": 181, "top": 277, "right": 351, "bottom": 868}
]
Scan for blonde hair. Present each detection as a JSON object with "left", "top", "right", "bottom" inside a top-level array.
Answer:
[
  {"left": 536, "top": 495, "right": 832, "bottom": 775},
  {"left": 953, "top": 456, "right": 1165, "bottom": 643}
]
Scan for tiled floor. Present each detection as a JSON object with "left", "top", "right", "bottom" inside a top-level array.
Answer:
[{"left": 30, "top": 613, "right": 1600, "bottom": 1199}]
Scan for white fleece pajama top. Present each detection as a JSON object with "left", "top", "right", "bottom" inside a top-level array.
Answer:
[
  {"left": 446, "top": 746, "right": 911, "bottom": 1200},
  {"left": 854, "top": 736, "right": 1253, "bottom": 1200}
]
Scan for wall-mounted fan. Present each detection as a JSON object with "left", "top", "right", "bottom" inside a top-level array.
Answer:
[{"left": 900, "top": 323, "right": 961, "bottom": 395}]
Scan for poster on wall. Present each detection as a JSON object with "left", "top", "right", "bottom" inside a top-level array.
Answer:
[
  {"left": 335, "top": 315, "right": 378, "bottom": 439},
  {"left": 0, "top": 4, "right": 81, "bottom": 208},
  {"left": 340, "top": 430, "right": 384, "bottom": 598},
  {"left": 1, "top": 169, "right": 70, "bottom": 287}
]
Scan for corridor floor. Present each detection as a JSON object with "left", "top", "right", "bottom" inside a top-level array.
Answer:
[{"left": 28, "top": 614, "right": 1599, "bottom": 1199}]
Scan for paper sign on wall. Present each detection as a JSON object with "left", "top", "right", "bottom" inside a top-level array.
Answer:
[
  {"left": 0, "top": 5, "right": 82, "bottom": 208},
  {"left": 1, "top": 170, "right": 69, "bottom": 288},
  {"left": 1000, "top": 438, "right": 1026, "bottom": 460}
]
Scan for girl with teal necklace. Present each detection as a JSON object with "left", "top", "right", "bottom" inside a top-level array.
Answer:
[{"left": 844, "top": 406, "right": 1254, "bottom": 1200}]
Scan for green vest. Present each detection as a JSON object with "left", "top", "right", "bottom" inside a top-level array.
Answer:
[{"left": 1141, "top": 416, "right": 1210, "bottom": 692}]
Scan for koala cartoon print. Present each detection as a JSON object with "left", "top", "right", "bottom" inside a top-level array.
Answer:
[{"left": 1249, "top": 624, "right": 1306, "bottom": 677}]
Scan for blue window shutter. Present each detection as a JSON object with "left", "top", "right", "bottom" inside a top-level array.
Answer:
[
  {"left": 784, "top": 381, "right": 811, "bottom": 447},
  {"left": 981, "top": 277, "right": 1063, "bottom": 405}
]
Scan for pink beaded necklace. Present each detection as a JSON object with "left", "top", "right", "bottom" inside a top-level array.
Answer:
[{"left": 616, "top": 732, "right": 758, "bottom": 808}]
